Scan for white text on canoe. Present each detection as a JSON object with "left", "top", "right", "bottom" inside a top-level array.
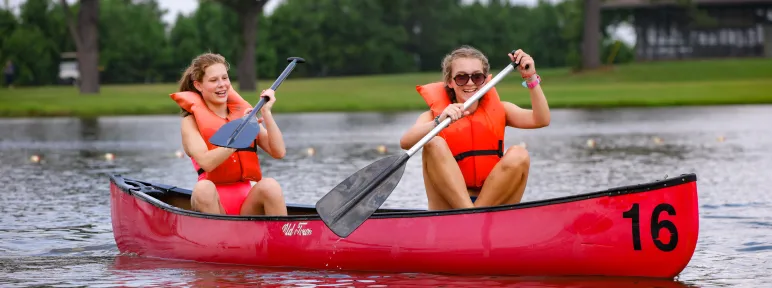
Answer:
[{"left": 282, "top": 222, "right": 312, "bottom": 236}]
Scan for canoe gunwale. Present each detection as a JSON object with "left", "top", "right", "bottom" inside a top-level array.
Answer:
[{"left": 109, "top": 173, "right": 697, "bottom": 222}]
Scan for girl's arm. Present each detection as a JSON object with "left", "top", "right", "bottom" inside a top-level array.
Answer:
[
  {"left": 400, "top": 111, "right": 437, "bottom": 150},
  {"left": 503, "top": 81, "right": 550, "bottom": 129},
  {"left": 181, "top": 115, "right": 236, "bottom": 172},
  {"left": 254, "top": 89, "right": 286, "bottom": 159},
  {"left": 505, "top": 49, "right": 551, "bottom": 129},
  {"left": 256, "top": 110, "right": 286, "bottom": 159}
]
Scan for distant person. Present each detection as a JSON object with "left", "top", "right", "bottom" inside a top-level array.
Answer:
[
  {"left": 3, "top": 60, "right": 14, "bottom": 88},
  {"left": 171, "top": 53, "right": 288, "bottom": 216},
  {"left": 399, "top": 46, "right": 551, "bottom": 210}
]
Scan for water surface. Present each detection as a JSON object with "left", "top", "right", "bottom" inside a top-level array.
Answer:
[{"left": 1, "top": 105, "right": 771, "bottom": 287}]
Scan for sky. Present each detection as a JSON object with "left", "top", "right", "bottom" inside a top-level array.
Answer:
[{"left": 5, "top": 0, "right": 635, "bottom": 44}]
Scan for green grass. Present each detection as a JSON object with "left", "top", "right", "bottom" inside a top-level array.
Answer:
[{"left": 2, "top": 58, "right": 772, "bottom": 117}]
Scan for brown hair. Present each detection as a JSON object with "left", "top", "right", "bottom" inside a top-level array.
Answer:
[
  {"left": 177, "top": 53, "right": 230, "bottom": 117},
  {"left": 440, "top": 45, "right": 490, "bottom": 103}
]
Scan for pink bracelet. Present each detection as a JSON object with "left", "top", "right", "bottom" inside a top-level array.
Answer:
[{"left": 521, "top": 74, "right": 541, "bottom": 89}]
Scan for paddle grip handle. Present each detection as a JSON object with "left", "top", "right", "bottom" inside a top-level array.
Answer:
[
  {"left": 246, "top": 57, "right": 305, "bottom": 119},
  {"left": 510, "top": 49, "right": 530, "bottom": 70},
  {"left": 268, "top": 57, "right": 305, "bottom": 91},
  {"left": 405, "top": 62, "right": 516, "bottom": 157}
]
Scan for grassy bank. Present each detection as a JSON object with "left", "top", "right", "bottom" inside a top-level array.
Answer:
[{"left": 2, "top": 58, "right": 772, "bottom": 117}]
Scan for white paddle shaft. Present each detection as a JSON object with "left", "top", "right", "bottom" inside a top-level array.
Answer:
[{"left": 406, "top": 63, "right": 516, "bottom": 157}]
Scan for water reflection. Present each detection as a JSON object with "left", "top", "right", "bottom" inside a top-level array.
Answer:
[
  {"left": 78, "top": 117, "right": 99, "bottom": 158},
  {"left": 0, "top": 255, "right": 702, "bottom": 287}
]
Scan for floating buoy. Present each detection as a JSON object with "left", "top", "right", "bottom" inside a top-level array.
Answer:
[
  {"left": 175, "top": 150, "right": 184, "bottom": 158},
  {"left": 306, "top": 147, "right": 315, "bottom": 156},
  {"left": 105, "top": 153, "right": 115, "bottom": 161},
  {"left": 586, "top": 139, "right": 596, "bottom": 148},
  {"left": 376, "top": 145, "right": 387, "bottom": 154},
  {"left": 30, "top": 155, "right": 40, "bottom": 163}
]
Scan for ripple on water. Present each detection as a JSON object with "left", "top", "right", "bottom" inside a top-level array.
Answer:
[{"left": 1, "top": 106, "right": 771, "bottom": 287}]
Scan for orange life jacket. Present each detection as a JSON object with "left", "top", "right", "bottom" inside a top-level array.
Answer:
[
  {"left": 416, "top": 80, "right": 505, "bottom": 189},
  {"left": 170, "top": 88, "right": 262, "bottom": 184}
]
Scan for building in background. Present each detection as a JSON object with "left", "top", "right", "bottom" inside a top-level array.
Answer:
[{"left": 602, "top": 0, "right": 772, "bottom": 61}]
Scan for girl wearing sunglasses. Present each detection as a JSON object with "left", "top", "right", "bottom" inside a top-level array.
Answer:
[{"left": 399, "top": 45, "right": 550, "bottom": 211}]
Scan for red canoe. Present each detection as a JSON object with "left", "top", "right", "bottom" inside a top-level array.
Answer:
[{"left": 109, "top": 173, "right": 699, "bottom": 279}]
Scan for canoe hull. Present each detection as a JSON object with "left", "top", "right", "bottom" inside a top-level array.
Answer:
[{"left": 110, "top": 174, "right": 699, "bottom": 278}]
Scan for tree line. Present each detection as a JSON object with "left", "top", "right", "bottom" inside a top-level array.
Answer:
[{"left": 0, "top": 0, "right": 636, "bottom": 93}]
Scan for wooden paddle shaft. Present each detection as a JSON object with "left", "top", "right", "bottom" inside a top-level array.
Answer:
[{"left": 405, "top": 63, "right": 516, "bottom": 157}]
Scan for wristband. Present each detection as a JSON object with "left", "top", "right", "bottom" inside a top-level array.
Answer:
[{"left": 522, "top": 74, "right": 541, "bottom": 89}]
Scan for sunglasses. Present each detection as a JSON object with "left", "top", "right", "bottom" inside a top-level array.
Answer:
[{"left": 453, "top": 72, "right": 486, "bottom": 86}]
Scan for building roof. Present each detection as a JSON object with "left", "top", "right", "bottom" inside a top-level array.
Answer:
[{"left": 601, "top": 0, "right": 772, "bottom": 9}]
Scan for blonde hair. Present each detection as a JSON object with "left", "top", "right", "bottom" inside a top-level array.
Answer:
[
  {"left": 177, "top": 53, "right": 229, "bottom": 116},
  {"left": 440, "top": 45, "right": 490, "bottom": 103}
]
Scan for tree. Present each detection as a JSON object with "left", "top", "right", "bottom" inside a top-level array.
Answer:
[
  {"left": 98, "top": 0, "right": 170, "bottom": 84},
  {"left": 216, "top": 0, "right": 267, "bottom": 92},
  {"left": 60, "top": 0, "right": 100, "bottom": 94},
  {"left": 582, "top": 0, "right": 600, "bottom": 70}
]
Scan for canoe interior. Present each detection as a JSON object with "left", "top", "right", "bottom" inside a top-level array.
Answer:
[{"left": 116, "top": 177, "right": 424, "bottom": 216}]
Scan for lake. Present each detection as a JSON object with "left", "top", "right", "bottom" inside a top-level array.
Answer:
[{"left": 1, "top": 105, "right": 770, "bottom": 287}]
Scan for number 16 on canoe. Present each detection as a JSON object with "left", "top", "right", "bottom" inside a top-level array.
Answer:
[{"left": 314, "top": 60, "right": 522, "bottom": 238}]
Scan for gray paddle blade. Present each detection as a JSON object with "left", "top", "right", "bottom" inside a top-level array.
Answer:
[
  {"left": 316, "top": 154, "right": 408, "bottom": 238},
  {"left": 209, "top": 115, "right": 260, "bottom": 149}
]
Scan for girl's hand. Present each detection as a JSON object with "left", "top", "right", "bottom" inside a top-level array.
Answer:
[
  {"left": 260, "top": 89, "right": 276, "bottom": 112},
  {"left": 439, "top": 103, "right": 470, "bottom": 123},
  {"left": 509, "top": 49, "right": 536, "bottom": 79}
]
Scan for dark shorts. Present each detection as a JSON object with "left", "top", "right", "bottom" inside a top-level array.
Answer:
[
  {"left": 4, "top": 74, "right": 12, "bottom": 85},
  {"left": 468, "top": 186, "right": 482, "bottom": 204}
]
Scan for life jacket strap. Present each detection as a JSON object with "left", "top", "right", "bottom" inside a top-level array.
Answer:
[
  {"left": 453, "top": 140, "right": 503, "bottom": 162},
  {"left": 197, "top": 140, "right": 258, "bottom": 175}
]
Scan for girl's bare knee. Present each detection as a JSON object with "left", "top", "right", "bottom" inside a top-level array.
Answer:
[
  {"left": 501, "top": 146, "right": 530, "bottom": 171},
  {"left": 426, "top": 137, "right": 448, "bottom": 148},
  {"left": 255, "top": 178, "right": 284, "bottom": 202},
  {"left": 192, "top": 180, "right": 217, "bottom": 201},
  {"left": 423, "top": 137, "right": 449, "bottom": 157},
  {"left": 191, "top": 180, "right": 219, "bottom": 211},
  {"left": 194, "top": 180, "right": 216, "bottom": 190}
]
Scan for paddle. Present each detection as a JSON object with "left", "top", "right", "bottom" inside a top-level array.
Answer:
[
  {"left": 209, "top": 57, "right": 306, "bottom": 149},
  {"left": 315, "top": 59, "right": 527, "bottom": 238}
]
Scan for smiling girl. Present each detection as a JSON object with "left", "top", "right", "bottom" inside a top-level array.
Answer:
[
  {"left": 399, "top": 45, "right": 551, "bottom": 210},
  {"left": 171, "top": 53, "right": 288, "bottom": 216}
]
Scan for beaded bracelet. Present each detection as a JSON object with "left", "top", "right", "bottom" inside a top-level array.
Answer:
[{"left": 521, "top": 74, "right": 541, "bottom": 89}]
